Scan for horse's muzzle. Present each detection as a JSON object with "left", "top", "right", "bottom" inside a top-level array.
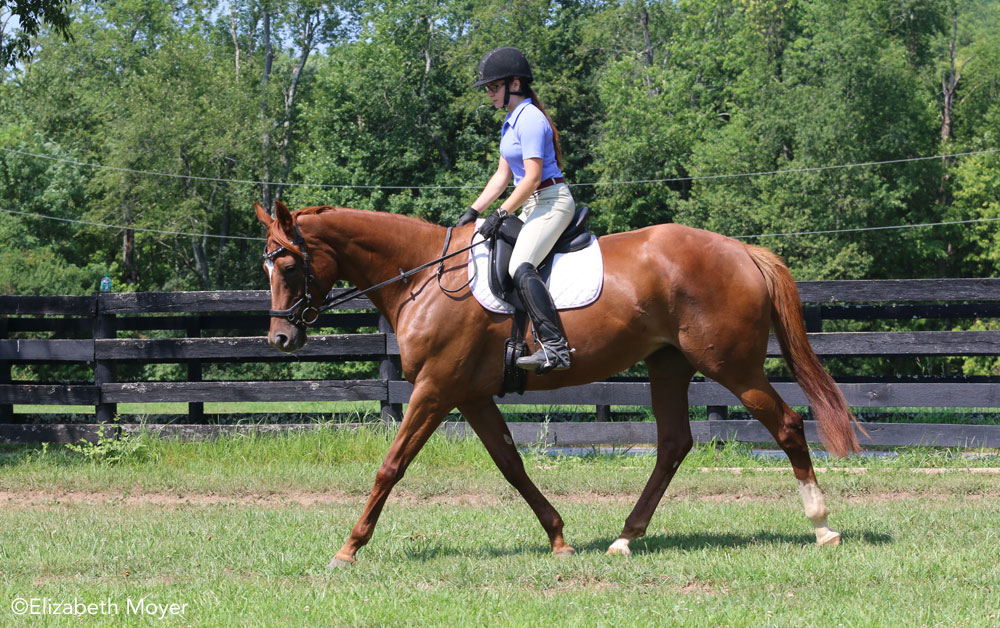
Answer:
[{"left": 268, "top": 325, "right": 306, "bottom": 353}]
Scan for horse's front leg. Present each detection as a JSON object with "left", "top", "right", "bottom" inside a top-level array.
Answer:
[
  {"left": 329, "top": 384, "right": 449, "bottom": 568},
  {"left": 458, "top": 398, "right": 574, "bottom": 557}
]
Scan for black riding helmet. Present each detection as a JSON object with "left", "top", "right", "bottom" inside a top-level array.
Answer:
[{"left": 474, "top": 47, "right": 532, "bottom": 107}]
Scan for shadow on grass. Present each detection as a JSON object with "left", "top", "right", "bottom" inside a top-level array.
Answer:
[
  {"left": 613, "top": 528, "right": 894, "bottom": 553},
  {"left": 403, "top": 528, "right": 894, "bottom": 561}
]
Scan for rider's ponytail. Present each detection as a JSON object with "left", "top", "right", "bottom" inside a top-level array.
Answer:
[{"left": 524, "top": 86, "right": 563, "bottom": 169}]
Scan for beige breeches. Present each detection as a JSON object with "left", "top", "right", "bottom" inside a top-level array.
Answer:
[{"left": 508, "top": 183, "right": 576, "bottom": 278}]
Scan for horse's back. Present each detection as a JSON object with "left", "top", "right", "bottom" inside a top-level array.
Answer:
[{"left": 599, "top": 223, "right": 770, "bottom": 304}]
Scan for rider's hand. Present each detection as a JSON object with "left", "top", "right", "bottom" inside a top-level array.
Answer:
[
  {"left": 478, "top": 211, "right": 506, "bottom": 240},
  {"left": 456, "top": 207, "right": 479, "bottom": 227}
]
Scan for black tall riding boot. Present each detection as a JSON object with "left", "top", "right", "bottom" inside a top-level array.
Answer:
[{"left": 512, "top": 262, "right": 572, "bottom": 374}]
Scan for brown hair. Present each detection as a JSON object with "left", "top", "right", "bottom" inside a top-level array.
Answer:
[{"left": 524, "top": 85, "right": 563, "bottom": 169}]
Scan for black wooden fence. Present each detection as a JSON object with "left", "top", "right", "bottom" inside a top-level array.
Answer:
[{"left": 3, "top": 279, "right": 1000, "bottom": 447}]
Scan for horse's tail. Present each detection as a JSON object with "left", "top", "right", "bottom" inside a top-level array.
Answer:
[{"left": 743, "top": 244, "right": 864, "bottom": 457}]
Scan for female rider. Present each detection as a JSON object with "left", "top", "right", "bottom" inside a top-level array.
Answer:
[{"left": 456, "top": 47, "right": 575, "bottom": 374}]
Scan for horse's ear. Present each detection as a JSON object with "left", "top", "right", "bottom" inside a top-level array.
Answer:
[
  {"left": 254, "top": 202, "right": 273, "bottom": 227},
  {"left": 274, "top": 200, "right": 295, "bottom": 235}
]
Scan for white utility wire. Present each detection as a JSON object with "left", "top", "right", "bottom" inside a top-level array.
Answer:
[
  {"left": 5, "top": 206, "right": 999, "bottom": 242},
  {"left": 0, "top": 207, "right": 266, "bottom": 241},
  {"left": 732, "top": 216, "right": 1000, "bottom": 239}
]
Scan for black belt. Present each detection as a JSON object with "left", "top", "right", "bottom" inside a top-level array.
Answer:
[{"left": 536, "top": 177, "right": 566, "bottom": 190}]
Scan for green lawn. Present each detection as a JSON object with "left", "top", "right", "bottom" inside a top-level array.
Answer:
[
  {"left": 0, "top": 428, "right": 997, "bottom": 627},
  {"left": 14, "top": 402, "right": 1000, "bottom": 426}
]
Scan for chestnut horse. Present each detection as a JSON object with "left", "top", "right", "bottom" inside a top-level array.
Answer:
[{"left": 255, "top": 201, "right": 862, "bottom": 567}]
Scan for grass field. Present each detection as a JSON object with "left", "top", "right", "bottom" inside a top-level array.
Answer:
[
  {"left": 0, "top": 427, "right": 998, "bottom": 627},
  {"left": 14, "top": 401, "right": 1000, "bottom": 425}
]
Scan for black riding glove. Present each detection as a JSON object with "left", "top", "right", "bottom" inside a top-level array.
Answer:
[
  {"left": 478, "top": 211, "right": 506, "bottom": 240},
  {"left": 456, "top": 207, "right": 479, "bottom": 227}
]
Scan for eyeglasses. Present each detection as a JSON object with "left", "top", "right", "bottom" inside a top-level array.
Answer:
[{"left": 484, "top": 82, "right": 503, "bottom": 95}]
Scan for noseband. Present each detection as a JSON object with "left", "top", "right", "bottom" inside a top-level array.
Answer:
[{"left": 264, "top": 223, "right": 321, "bottom": 327}]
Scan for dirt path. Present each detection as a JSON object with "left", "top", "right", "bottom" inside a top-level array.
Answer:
[{"left": 2, "top": 482, "right": 997, "bottom": 509}]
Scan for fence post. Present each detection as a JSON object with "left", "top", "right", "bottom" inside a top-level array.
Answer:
[
  {"left": 0, "top": 316, "right": 11, "bottom": 422},
  {"left": 379, "top": 315, "right": 403, "bottom": 423},
  {"left": 187, "top": 316, "right": 204, "bottom": 423},
  {"left": 596, "top": 405, "right": 611, "bottom": 421},
  {"left": 93, "top": 295, "right": 117, "bottom": 423},
  {"left": 803, "top": 305, "right": 822, "bottom": 333}
]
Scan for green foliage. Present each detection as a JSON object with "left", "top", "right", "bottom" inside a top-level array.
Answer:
[
  {"left": 0, "top": 0, "right": 72, "bottom": 69},
  {"left": 0, "top": 0, "right": 998, "bottom": 290},
  {"left": 64, "top": 419, "right": 151, "bottom": 466}
]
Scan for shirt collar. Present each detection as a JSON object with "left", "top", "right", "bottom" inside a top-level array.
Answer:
[{"left": 503, "top": 98, "right": 533, "bottom": 129}]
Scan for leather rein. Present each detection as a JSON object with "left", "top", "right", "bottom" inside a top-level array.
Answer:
[{"left": 264, "top": 220, "right": 484, "bottom": 327}]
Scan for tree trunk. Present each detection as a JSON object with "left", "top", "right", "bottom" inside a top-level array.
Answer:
[
  {"left": 216, "top": 158, "right": 235, "bottom": 287},
  {"left": 228, "top": 0, "right": 241, "bottom": 82},
  {"left": 939, "top": 12, "right": 971, "bottom": 206},
  {"left": 419, "top": 16, "right": 450, "bottom": 168},
  {"left": 192, "top": 237, "right": 211, "bottom": 290},
  {"left": 122, "top": 225, "right": 137, "bottom": 285},
  {"left": 260, "top": 7, "right": 274, "bottom": 213},
  {"left": 638, "top": 5, "right": 659, "bottom": 97},
  {"left": 275, "top": 10, "right": 318, "bottom": 199},
  {"left": 639, "top": 5, "right": 654, "bottom": 67}
]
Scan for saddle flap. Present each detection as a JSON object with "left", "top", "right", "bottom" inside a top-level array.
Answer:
[
  {"left": 498, "top": 215, "right": 524, "bottom": 245},
  {"left": 488, "top": 236, "right": 518, "bottom": 304}
]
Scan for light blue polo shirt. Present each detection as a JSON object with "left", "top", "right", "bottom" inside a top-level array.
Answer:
[{"left": 500, "top": 98, "right": 564, "bottom": 186}]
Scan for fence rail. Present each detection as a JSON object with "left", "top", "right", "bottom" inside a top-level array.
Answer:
[{"left": 3, "top": 280, "right": 1000, "bottom": 447}]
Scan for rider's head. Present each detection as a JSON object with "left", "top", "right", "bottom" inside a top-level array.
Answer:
[{"left": 474, "top": 47, "right": 532, "bottom": 109}]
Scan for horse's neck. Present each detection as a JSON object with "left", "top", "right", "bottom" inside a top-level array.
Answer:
[{"left": 316, "top": 209, "right": 444, "bottom": 316}]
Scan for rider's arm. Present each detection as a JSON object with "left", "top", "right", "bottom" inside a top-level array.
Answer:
[
  {"left": 470, "top": 157, "right": 513, "bottom": 214},
  {"left": 496, "top": 158, "right": 542, "bottom": 215}
]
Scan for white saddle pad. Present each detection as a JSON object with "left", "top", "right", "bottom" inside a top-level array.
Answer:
[{"left": 467, "top": 220, "right": 604, "bottom": 314}]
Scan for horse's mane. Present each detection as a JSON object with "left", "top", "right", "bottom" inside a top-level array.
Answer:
[{"left": 267, "top": 205, "right": 438, "bottom": 258}]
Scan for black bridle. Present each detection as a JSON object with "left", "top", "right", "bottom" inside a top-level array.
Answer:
[
  {"left": 264, "top": 223, "right": 323, "bottom": 326},
  {"left": 264, "top": 219, "right": 486, "bottom": 328}
]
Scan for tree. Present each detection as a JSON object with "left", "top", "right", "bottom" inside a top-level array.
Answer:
[
  {"left": 253, "top": 0, "right": 346, "bottom": 213},
  {"left": 0, "top": 0, "right": 72, "bottom": 70}
]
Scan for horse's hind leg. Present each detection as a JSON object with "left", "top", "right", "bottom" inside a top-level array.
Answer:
[
  {"left": 458, "top": 398, "right": 574, "bottom": 557},
  {"left": 727, "top": 375, "right": 841, "bottom": 546},
  {"left": 608, "top": 348, "right": 696, "bottom": 556}
]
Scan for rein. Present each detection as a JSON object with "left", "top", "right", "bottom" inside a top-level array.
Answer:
[{"left": 265, "top": 222, "right": 484, "bottom": 327}]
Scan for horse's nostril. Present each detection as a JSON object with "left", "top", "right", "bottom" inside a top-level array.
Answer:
[{"left": 274, "top": 332, "right": 289, "bottom": 347}]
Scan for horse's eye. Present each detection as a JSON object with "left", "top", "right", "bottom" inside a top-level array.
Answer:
[{"left": 282, "top": 264, "right": 297, "bottom": 275}]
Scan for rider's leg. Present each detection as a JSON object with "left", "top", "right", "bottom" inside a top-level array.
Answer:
[
  {"left": 509, "top": 184, "right": 575, "bottom": 374},
  {"left": 513, "top": 262, "right": 572, "bottom": 373}
]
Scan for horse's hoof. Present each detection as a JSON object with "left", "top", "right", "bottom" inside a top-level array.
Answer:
[
  {"left": 553, "top": 546, "right": 575, "bottom": 558},
  {"left": 327, "top": 555, "right": 356, "bottom": 569},
  {"left": 816, "top": 528, "right": 841, "bottom": 546},
  {"left": 606, "top": 539, "right": 632, "bottom": 556}
]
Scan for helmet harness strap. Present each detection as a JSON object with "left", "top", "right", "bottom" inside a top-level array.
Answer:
[{"left": 502, "top": 76, "right": 528, "bottom": 109}]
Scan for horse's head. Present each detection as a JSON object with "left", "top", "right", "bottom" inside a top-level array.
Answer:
[{"left": 255, "top": 201, "right": 337, "bottom": 353}]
